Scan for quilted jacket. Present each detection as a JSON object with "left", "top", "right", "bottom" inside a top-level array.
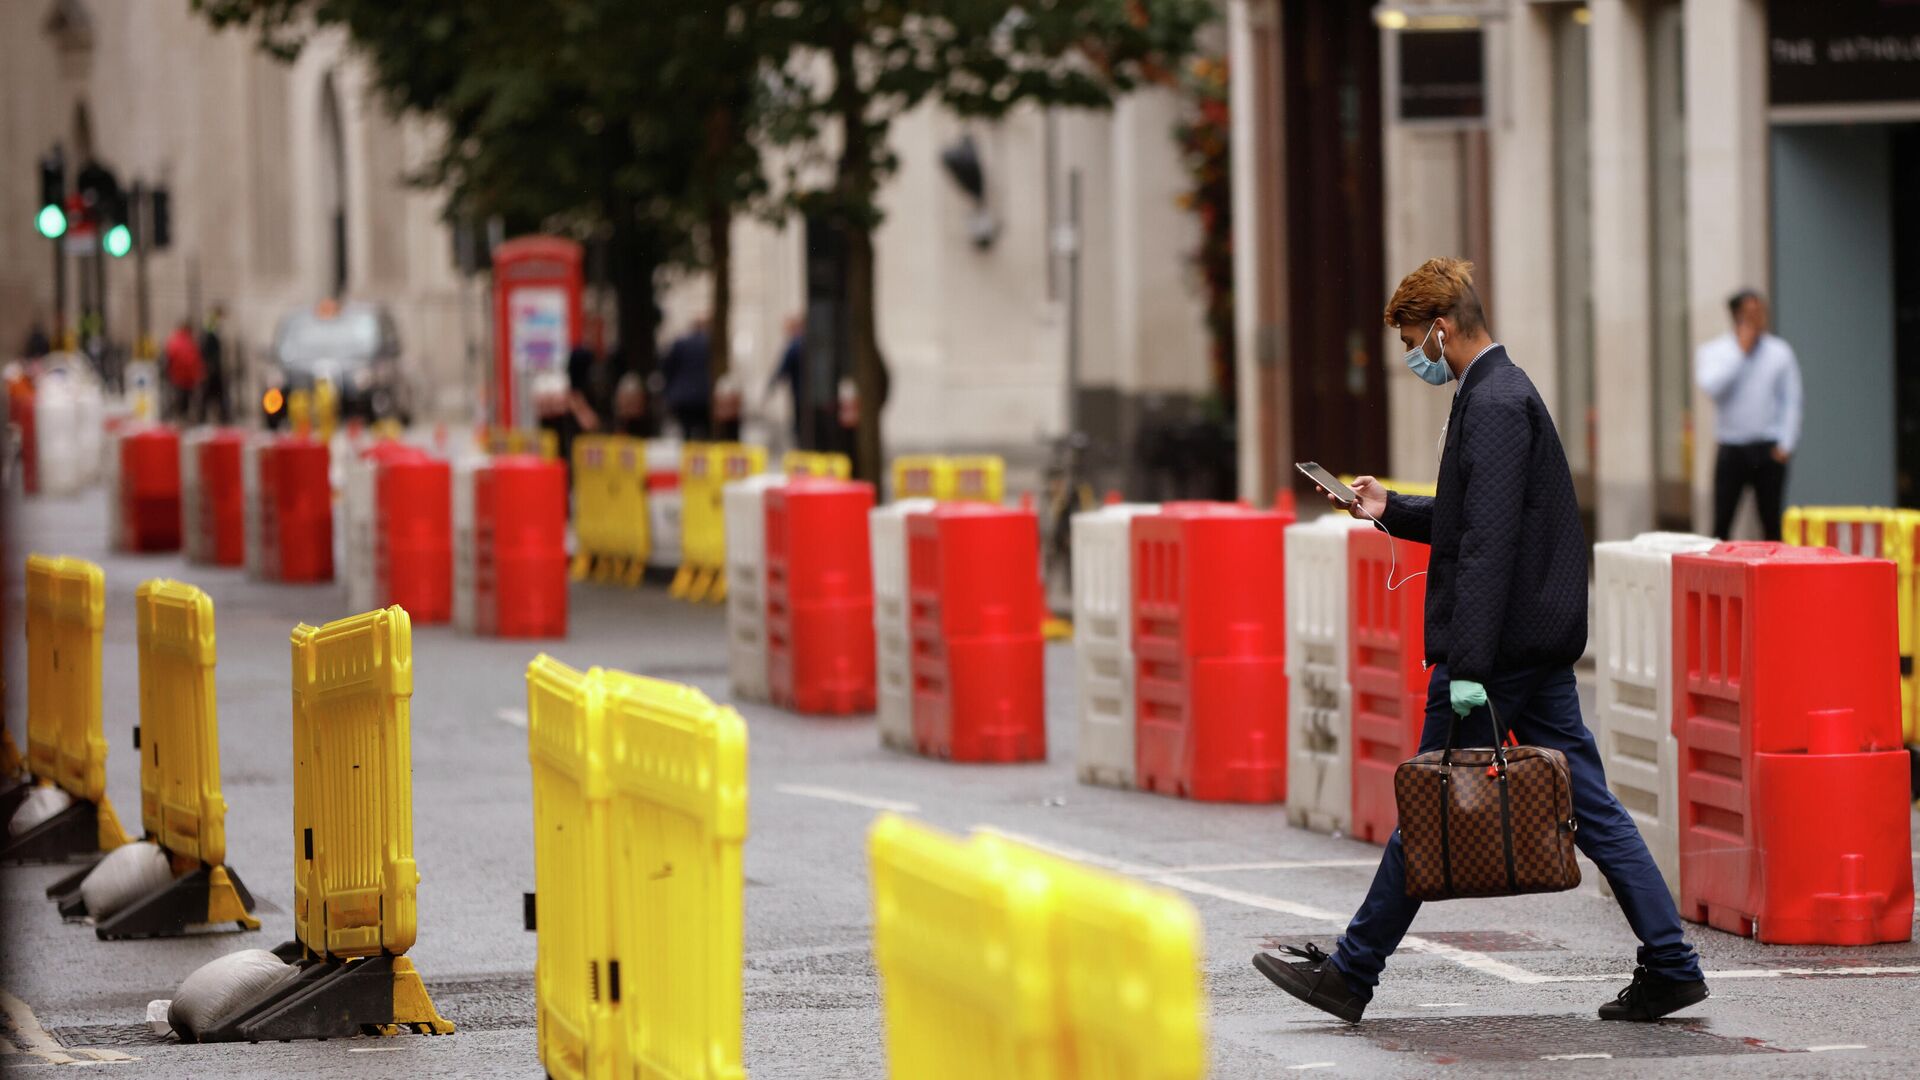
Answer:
[{"left": 1378, "top": 346, "right": 1588, "bottom": 682}]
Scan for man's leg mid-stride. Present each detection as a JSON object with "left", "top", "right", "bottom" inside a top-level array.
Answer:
[{"left": 1252, "top": 664, "right": 1709, "bottom": 1022}]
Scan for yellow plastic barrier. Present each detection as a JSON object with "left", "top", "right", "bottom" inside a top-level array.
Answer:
[
  {"left": 87, "top": 579, "right": 257, "bottom": 935},
  {"left": 17, "top": 555, "right": 128, "bottom": 856},
  {"left": 892, "top": 455, "right": 955, "bottom": 501},
  {"left": 572, "top": 435, "right": 652, "bottom": 586},
  {"left": 487, "top": 426, "right": 562, "bottom": 461},
  {"left": 869, "top": 817, "right": 1206, "bottom": 1080},
  {"left": 889, "top": 455, "right": 1006, "bottom": 503},
  {"left": 1785, "top": 506, "right": 1920, "bottom": 742},
  {"left": 783, "top": 450, "right": 852, "bottom": 480},
  {"left": 603, "top": 669, "right": 748, "bottom": 1079},
  {"left": 528, "top": 656, "right": 616, "bottom": 1080},
  {"left": 674, "top": 442, "right": 766, "bottom": 604},
  {"left": 285, "top": 606, "right": 451, "bottom": 1035},
  {"left": 949, "top": 455, "right": 1006, "bottom": 504},
  {"left": 1338, "top": 474, "right": 1437, "bottom": 500}
]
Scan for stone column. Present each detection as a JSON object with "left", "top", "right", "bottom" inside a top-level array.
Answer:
[
  {"left": 1589, "top": 0, "right": 1656, "bottom": 540},
  {"left": 1488, "top": 1, "right": 1560, "bottom": 420}
]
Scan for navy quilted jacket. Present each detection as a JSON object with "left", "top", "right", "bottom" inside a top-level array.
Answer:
[{"left": 1378, "top": 347, "right": 1588, "bottom": 681}]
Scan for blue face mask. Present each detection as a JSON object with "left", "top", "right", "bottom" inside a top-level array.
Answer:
[{"left": 1403, "top": 323, "right": 1451, "bottom": 386}]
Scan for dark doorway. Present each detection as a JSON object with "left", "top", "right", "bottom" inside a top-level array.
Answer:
[{"left": 1281, "top": 0, "right": 1389, "bottom": 491}]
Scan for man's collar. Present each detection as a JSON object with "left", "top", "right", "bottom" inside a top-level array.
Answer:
[{"left": 1454, "top": 342, "right": 1502, "bottom": 395}]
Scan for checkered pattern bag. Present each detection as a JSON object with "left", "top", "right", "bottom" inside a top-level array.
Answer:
[{"left": 1395, "top": 702, "right": 1580, "bottom": 901}]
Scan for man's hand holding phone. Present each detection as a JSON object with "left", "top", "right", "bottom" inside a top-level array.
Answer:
[{"left": 1340, "top": 475, "right": 1389, "bottom": 522}]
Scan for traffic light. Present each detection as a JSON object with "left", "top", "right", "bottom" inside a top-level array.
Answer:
[
  {"left": 35, "top": 152, "right": 66, "bottom": 239},
  {"left": 104, "top": 221, "right": 132, "bottom": 258},
  {"left": 149, "top": 185, "right": 171, "bottom": 250}
]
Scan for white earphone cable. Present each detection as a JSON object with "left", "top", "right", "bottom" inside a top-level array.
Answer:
[{"left": 1355, "top": 498, "right": 1427, "bottom": 592}]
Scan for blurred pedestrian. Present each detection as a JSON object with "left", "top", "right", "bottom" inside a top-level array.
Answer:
[
  {"left": 661, "top": 315, "right": 713, "bottom": 440},
  {"left": 21, "top": 320, "right": 51, "bottom": 361},
  {"left": 1695, "top": 288, "right": 1802, "bottom": 541},
  {"left": 199, "top": 304, "right": 229, "bottom": 423},
  {"left": 164, "top": 319, "right": 204, "bottom": 423},
  {"left": 1261, "top": 257, "right": 1706, "bottom": 1025},
  {"left": 768, "top": 313, "right": 808, "bottom": 447}
]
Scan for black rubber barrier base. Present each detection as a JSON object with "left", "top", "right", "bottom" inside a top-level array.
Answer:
[
  {"left": 0, "top": 776, "right": 31, "bottom": 824},
  {"left": 0, "top": 797, "right": 102, "bottom": 865},
  {"left": 181, "top": 952, "right": 454, "bottom": 1043},
  {"left": 48, "top": 857, "right": 103, "bottom": 910},
  {"left": 86, "top": 865, "right": 260, "bottom": 940}
]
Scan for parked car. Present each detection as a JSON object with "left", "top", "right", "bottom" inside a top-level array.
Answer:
[{"left": 261, "top": 300, "right": 412, "bottom": 427}]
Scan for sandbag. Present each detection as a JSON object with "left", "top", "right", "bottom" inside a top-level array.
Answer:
[
  {"left": 78, "top": 841, "right": 174, "bottom": 919},
  {"left": 168, "top": 949, "right": 295, "bottom": 1039},
  {"left": 8, "top": 785, "right": 74, "bottom": 836}
]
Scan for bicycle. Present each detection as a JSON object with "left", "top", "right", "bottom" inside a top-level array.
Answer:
[{"left": 1040, "top": 430, "right": 1100, "bottom": 615}]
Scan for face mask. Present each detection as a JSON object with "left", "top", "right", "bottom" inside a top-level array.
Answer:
[{"left": 1403, "top": 322, "right": 1451, "bottom": 386}]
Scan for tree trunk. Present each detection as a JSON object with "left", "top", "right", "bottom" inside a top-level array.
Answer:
[
  {"left": 830, "top": 33, "right": 888, "bottom": 487},
  {"left": 609, "top": 212, "right": 663, "bottom": 434}
]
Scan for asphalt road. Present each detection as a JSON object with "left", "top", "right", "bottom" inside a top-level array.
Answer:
[{"left": 5, "top": 487, "right": 1919, "bottom": 1078}]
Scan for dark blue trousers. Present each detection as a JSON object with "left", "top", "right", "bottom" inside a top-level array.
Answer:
[{"left": 1329, "top": 663, "right": 1702, "bottom": 997}]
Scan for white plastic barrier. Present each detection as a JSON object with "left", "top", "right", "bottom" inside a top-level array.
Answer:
[
  {"left": 1284, "top": 513, "right": 1372, "bottom": 835},
  {"left": 452, "top": 456, "right": 480, "bottom": 634},
  {"left": 241, "top": 436, "right": 278, "bottom": 581},
  {"left": 1071, "top": 503, "right": 1158, "bottom": 787},
  {"left": 180, "top": 428, "right": 213, "bottom": 563},
  {"left": 1592, "top": 530, "right": 1716, "bottom": 903},
  {"left": 32, "top": 374, "right": 83, "bottom": 495},
  {"left": 725, "top": 474, "right": 788, "bottom": 702},
  {"left": 644, "top": 438, "right": 683, "bottom": 570},
  {"left": 871, "top": 498, "right": 938, "bottom": 751},
  {"left": 342, "top": 451, "right": 381, "bottom": 615},
  {"left": 72, "top": 378, "right": 104, "bottom": 486},
  {"left": 103, "top": 426, "right": 126, "bottom": 550}
]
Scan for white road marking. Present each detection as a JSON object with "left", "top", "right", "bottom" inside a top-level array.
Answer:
[
  {"left": 1542, "top": 1052, "right": 1613, "bottom": 1061},
  {"left": 348, "top": 1046, "right": 409, "bottom": 1053},
  {"left": 776, "top": 784, "right": 920, "bottom": 813},
  {"left": 494, "top": 707, "right": 528, "bottom": 728},
  {"left": 1285, "top": 1063, "right": 1338, "bottom": 1071},
  {"left": 978, "top": 828, "right": 1551, "bottom": 984},
  {"left": 1805, "top": 1044, "right": 1869, "bottom": 1052},
  {"left": 1151, "top": 859, "right": 1380, "bottom": 874},
  {"left": 1416, "top": 1002, "right": 1467, "bottom": 1008},
  {"left": 1535, "top": 965, "right": 1920, "bottom": 984}
]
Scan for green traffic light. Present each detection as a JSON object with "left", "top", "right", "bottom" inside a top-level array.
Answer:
[
  {"left": 104, "top": 222, "right": 132, "bottom": 258},
  {"left": 35, "top": 203, "right": 66, "bottom": 240}
]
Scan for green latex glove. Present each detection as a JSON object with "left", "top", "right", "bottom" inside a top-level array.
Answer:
[{"left": 1449, "top": 678, "right": 1488, "bottom": 718}]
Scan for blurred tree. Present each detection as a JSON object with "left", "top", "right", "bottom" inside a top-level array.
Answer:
[
  {"left": 762, "top": 0, "right": 1213, "bottom": 480},
  {"left": 193, "top": 0, "right": 768, "bottom": 396}
]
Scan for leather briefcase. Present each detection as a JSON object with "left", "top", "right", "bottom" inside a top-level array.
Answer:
[{"left": 1394, "top": 702, "right": 1580, "bottom": 901}]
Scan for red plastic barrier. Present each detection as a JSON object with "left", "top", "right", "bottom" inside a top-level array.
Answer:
[
  {"left": 483, "top": 456, "right": 567, "bottom": 638},
  {"left": 1672, "top": 541, "right": 1909, "bottom": 942},
  {"left": 378, "top": 456, "right": 453, "bottom": 624},
  {"left": 121, "top": 427, "right": 183, "bottom": 552},
  {"left": 765, "top": 479, "right": 876, "bottom": 714},
  {"left": 1131, "top": 502, "right": 1291, "bottom": 802},
  {"left": 907, "top": 504, "right": 1044, "bottom": 762},
  {"left": 199, "top": 431, "right": 247, "bottom": 566},
  {"left": 1348, "top": 526, "right": 1430, "bottom": 843},
  {"left": 273, "top": 437, "right": 333, "bottom": 582}
]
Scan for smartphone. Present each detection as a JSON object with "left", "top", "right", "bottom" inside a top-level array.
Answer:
[{"left": 1295, "top": 462, "right": 1358, "bottom": 507}]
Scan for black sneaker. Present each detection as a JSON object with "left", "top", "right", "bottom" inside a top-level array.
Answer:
[
  {"left": 1252, "top": 943, "right": 1368, "bottom": 1023},
  {"left": 1598, "top": 966, "right": 1710, "bottom": 1021}
]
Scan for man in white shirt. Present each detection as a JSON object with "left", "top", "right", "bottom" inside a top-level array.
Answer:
[{"left": 1694, "top": 289, "right": 1803, "bottom": 541}]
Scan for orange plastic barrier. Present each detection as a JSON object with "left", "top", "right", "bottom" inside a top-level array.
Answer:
[
  {"left": 1347, "top": 527, "right": 1430, "bottom": 844},
  {"left": 1673, "top": 542, "right": 1911, "bottom": 944},
  {"left": 121, "top": 427, "right": 183, "bottom": 552},
  {"left": 1131, "top": 503, "right": 1292, "bottom": 802},
  {"left": 765, "top": 479, "right": 876, "bottom": 715}
]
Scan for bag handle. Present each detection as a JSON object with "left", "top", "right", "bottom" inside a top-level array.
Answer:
[{"left": 1440, "top": 695, "right": 1510, "bottom": 775}]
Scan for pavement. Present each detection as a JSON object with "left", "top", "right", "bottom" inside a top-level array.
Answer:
[{"left": 4, "top": 486, "right": 1920, "bottom": 1078}]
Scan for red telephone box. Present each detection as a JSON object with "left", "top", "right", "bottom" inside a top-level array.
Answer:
[{"left": 491, "top": 236, "right": 583, "bottom": 430}]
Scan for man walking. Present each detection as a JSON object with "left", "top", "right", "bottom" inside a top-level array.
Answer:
[
  {"left": 199, "top": 304, "right": 229, "bottom": 423},
  {"left": 1696, "top": 289, "right": 1801, "bottom": 541},
  {"left": 661, "top": 315, "right": 713, "bottom": 440},
  {"left": 1260, "top": 257, "right": 1707, "bottom": 1023}
]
